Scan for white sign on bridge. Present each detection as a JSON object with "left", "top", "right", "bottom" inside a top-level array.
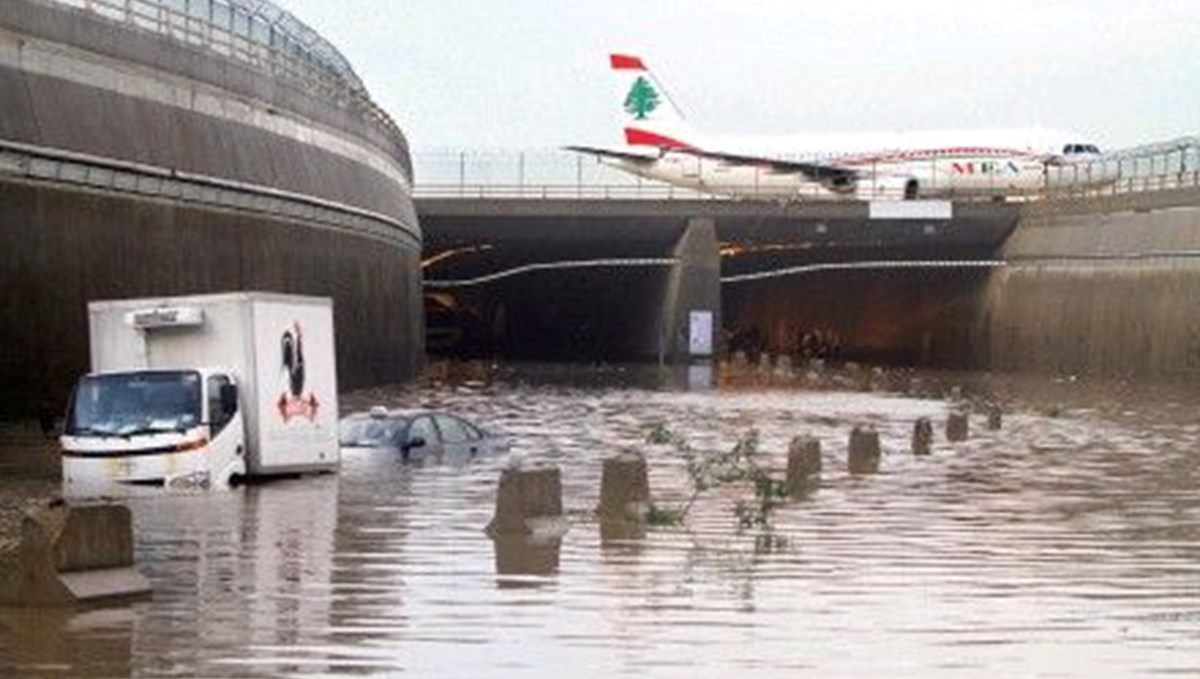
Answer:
[{"left": 868, "top": 200, "right": 953, "bottom": 220}]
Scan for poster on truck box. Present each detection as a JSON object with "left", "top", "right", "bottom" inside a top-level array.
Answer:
[{"left": 252, "top": 299, "right": 339, "bottom": 472}]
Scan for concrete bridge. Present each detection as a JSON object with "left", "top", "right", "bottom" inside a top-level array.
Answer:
[{"left": 416, "top": 148, "right": 1200, "bottom": 380}]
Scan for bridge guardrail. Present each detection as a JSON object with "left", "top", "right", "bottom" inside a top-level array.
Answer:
[{"left": 413, "top": 139, "right": 1200, "bottom": 202}]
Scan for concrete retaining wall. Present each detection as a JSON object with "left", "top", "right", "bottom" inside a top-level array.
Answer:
[
  {"left": 981, "top": 203, "right": 1200, "bottom": 378},
  {"left": 0, "top": 180, "right": 423, "bottom": 418}
]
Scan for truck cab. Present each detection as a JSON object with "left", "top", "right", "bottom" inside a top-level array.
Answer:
[{"left": 61, "top": 367, "right": 247, "bottom": 490}]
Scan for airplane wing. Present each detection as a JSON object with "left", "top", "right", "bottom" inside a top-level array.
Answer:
[
  {"left": 563, "top": 145, "right": 659, "bottom": 164},
  {"left": 682, "top": 149, "right": 858, "bottom": 184}
]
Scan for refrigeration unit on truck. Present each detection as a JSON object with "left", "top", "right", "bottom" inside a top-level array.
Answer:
[{"left": 60, "top": 292, "right": 340, "bottom": 492}]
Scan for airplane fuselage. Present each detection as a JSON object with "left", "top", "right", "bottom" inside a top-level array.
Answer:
[{"left": 608, "top": 130, "right": 1106, "bottom": 200}]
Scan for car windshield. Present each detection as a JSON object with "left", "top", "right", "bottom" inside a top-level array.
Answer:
[
  {"left": 340, "top": 417, "right": 405, "bottom": 447},
  {"left": 66, "top": 370, "right": 202, "bottom": 437}
]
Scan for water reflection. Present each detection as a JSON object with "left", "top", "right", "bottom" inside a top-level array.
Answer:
[
  {"left": 491, "top": 535, "right": 562, "bottom": 588},
  {"left": 0, "top": 607, "right": 134, "bottom": 676},
  {"left": 3, "top": 362, "right": 1199, "bottom": 676},
  {"left": 599, "top": 517, "right": 647, "bottom": 547}
]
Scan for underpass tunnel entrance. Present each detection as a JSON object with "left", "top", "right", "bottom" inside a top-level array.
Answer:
[
  {"left": 419, "top": 206, "right": 1015, "bottom": 369},
  {"left": 420, "top": 213, "right": 713, "bottom": 364},
  {"left": 428, "top": 267, "right": 672, "bottom": 362},
  {"left": 722, "top": 264, "right": 994, "bottom": 369}
]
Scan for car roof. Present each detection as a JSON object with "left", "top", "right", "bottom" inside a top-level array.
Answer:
[{"left": 340, "top": 408, "right": 464, "bottom": 422}]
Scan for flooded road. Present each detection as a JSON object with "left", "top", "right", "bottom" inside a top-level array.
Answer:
[{"left": 2, "top": 362, "right": 1199, "bottom": 676}]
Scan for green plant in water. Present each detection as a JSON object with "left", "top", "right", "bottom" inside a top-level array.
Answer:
[
  {"left": 643, "top": 424, "right": 787, "bottom": 534},
  {"left": 645, "top": 503, "right": 686, "bottom": 526}
]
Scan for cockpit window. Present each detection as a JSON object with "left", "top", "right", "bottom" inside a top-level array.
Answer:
[{"left": 1063, "top": 144, "right": 1101, "bottom": 155}]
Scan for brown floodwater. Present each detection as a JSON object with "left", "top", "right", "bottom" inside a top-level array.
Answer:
[{"left": 2, "top": 362, "right": 1199, "bottom": 677}]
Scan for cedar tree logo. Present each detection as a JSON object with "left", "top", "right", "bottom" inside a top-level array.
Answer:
[{"left": 624, "top": 76, "right": 660, "bottom": 120}]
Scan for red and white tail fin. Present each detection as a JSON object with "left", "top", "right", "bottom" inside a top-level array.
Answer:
[{"left": 609, "top": 54, "right": 699, "bottom": 151}]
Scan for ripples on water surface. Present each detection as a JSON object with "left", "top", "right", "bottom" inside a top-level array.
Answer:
[{"left": 2, "top": 363, "right": 1199, "bottom": 677}]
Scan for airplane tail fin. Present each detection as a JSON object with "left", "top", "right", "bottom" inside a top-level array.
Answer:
[{"left": 609, "top": 54, "right": 699, "bottom": 151}]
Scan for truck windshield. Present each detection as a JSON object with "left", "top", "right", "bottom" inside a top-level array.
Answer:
[{"left": 66, "top": 371, "right": 202, "bottom": 437}]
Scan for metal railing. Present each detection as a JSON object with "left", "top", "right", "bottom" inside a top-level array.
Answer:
[
  {"left": 413, "top": 137, "right": 1200, "bottom": 202},
  {"left": 39, "top": 0, "right": 405, "bottom": 150}
]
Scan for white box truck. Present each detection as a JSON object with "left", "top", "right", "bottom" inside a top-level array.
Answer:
[{"left": 60, "top": 292, "right": 340, "bottom": 492}]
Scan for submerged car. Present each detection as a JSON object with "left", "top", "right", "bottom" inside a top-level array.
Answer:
[{"left": 339, "top": 406, "right": 508, "bottom": 460}]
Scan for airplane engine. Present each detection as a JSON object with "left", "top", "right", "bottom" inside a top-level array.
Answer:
[{"left": 857, "top": 175, "right": 920, "bottom": 201}]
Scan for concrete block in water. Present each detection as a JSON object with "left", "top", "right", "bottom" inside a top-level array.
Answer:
[
  {"left": 946, "top": 411, "right": 970, "bottom": 442},
  {"left": 0, "top": 502, "right": 150, "bottom": 606},
  {"left": 599, "top": 517, "right": 646, "bottom": 545},
  {"left": 597, "top": 451, "right": 649, "bottom": 521},
  {"left": 848, "top": 425, "right": 881, "bottom": 474},
  {"left": 912, "top": 417, "right": 933, "bottom": 456},
  {"left": 785, "top": 436, "right": 821, "bottom": 494},
  {"left": 486, "top": 464, "right": 566, "bottom": 537},
  {"left": 987, "top": 406, "right": 1003, "bottom": 431}
]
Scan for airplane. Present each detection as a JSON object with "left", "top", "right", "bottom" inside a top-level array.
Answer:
[{"left": 566, "top": 53, "right": 1110, "bottom": 200}]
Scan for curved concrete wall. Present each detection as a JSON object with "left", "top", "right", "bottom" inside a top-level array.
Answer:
[
  {"left": 0, "top": 1, "right": 415, "bottom": 224},
  {"left": 981, "top": 201, "right": 1200, "bottom": 379},
  {"left": 0, "top": 1, "right": 423, "bottom": 417}
]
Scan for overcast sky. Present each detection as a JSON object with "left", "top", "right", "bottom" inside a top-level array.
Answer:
[{"left": 276, "top": 0, "right": 1196, "bottom": 152}]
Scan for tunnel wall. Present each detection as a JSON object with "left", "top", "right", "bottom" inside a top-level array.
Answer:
[{"left": 980, "top": 198, "right": 1200, "bottom": 379}]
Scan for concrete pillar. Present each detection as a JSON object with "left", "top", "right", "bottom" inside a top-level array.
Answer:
[
  {"left": 486, "top": 463, "right": 567, "bottom": 538},
  {"left": 785, "top": 436, "right": 821, "bottom": 495},
  {"left": 912, "top": 417, "right": 933, "bottom": 456},
  {"left": 848, "top": 425, "right": 881, "bottom": 474},
  {"left": 0, "top": 502, "right": 151, "bottom": 606},
  {"left": 660, "top": 217, "right": 721, "bottom": 364},
  {"left": 597, "top": 451, "right": 650, "bottom": 521},
  {"left": 946, "top": 411, "right": 970, "bottom": 442}
]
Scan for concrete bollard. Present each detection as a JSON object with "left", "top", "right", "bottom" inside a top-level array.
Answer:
[
  {"left": 486, "top": 463, "right": 567, "bottom": 538},
  {"left": 600, "top": 517, "right": 646, "bottom": 545},
  {"left": 757, "top": 353, "right": 773, "bottom": 372},
  {"left": 946, "top": 410, "right": 970, "bottom": 442},
  {"left": 0, "top": 502, "right": 151, "bottom": 606},
  {"left": 731, "top": 350, "right": 748, "bottom": 368},
  {"left": 848, "top": 425, "right": 881, "bottom": 474},
  {"left": 597, "top": 451, "right": 650, "bottom": 521},
  {"left": 785, "top": 436, "right": 821, "bottom": 495},
  {"left": 912, "top": 417, "right": 934, "bottom": 455},
  {"left": 987, "top": 406, "right": 1003, "bottom": 431}
]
